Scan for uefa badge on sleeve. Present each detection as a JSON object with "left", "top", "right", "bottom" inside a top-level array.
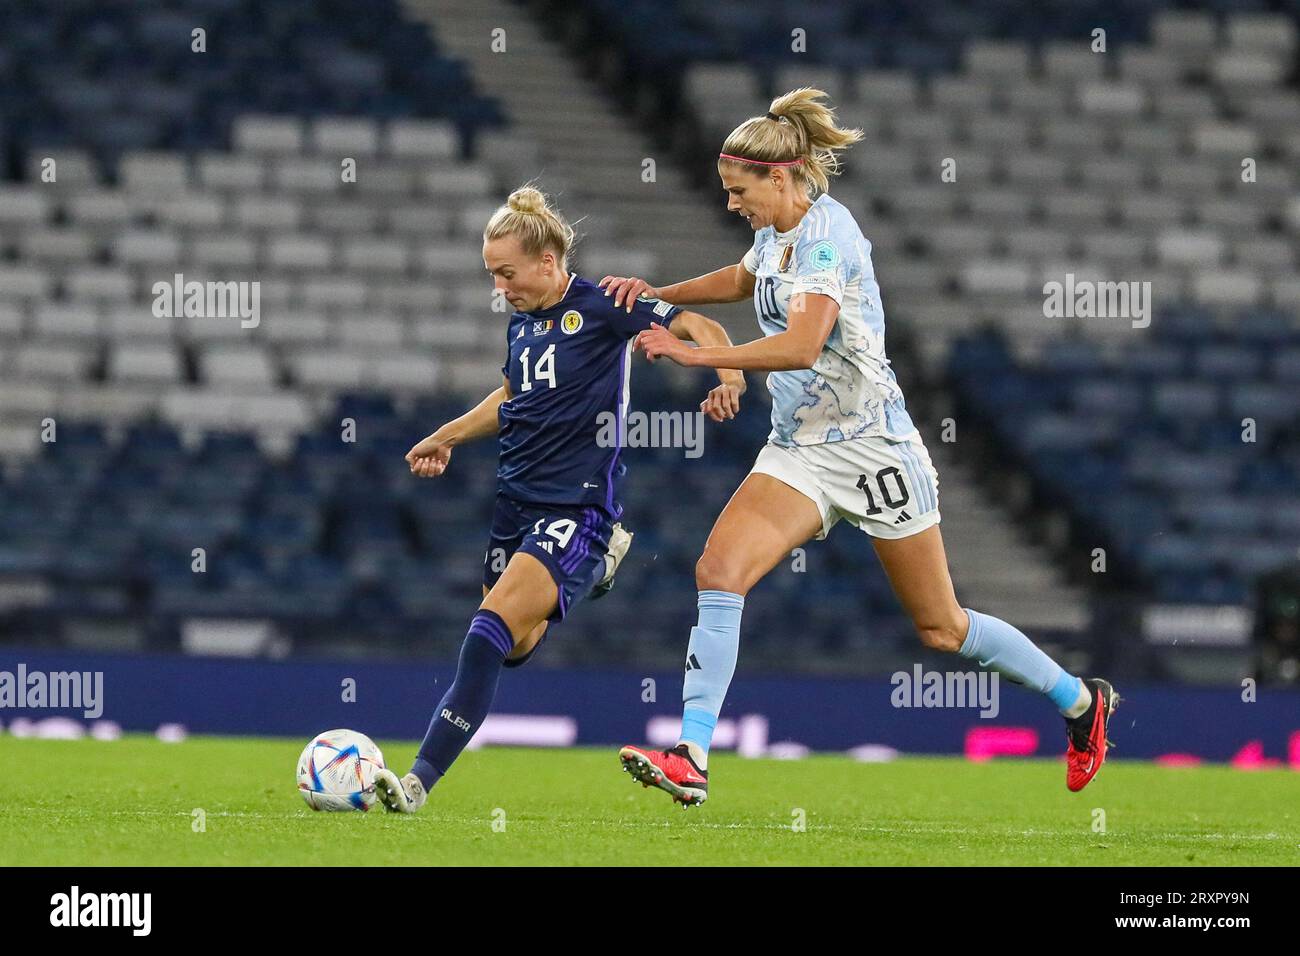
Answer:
[
  {"left": 561, "top": 310, "right": 583, "bottom": 334},
  {"left": 809, "top": 240, "right": 839, "bottom": 271}
]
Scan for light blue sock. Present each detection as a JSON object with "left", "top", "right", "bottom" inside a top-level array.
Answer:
[
  {"left": 679, "top": 590, "right": 744, "bottom": 755},
  {"left": 959, "top": 608, "right": 1083, "bottom": 714}
]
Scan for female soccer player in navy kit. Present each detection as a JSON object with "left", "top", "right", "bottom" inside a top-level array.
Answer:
[
  {"left": 604, "top": 89, "right": 1118, "bottom": 807},
  {"left": 374, "top": 186, "right": 745, "bottom": 812}
]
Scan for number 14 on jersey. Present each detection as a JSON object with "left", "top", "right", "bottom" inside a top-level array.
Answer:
[{"left": 519, "top": 344, "right": 556, "bottom": 391}]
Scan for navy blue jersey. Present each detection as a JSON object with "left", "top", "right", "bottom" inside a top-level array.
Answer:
[{"left": 497, "top": 274, "right": 682, "bottom": 517}]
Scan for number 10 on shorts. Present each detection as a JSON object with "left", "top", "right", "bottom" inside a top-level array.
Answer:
[{"left": 856, "top": 467, "right": 910, "bottom": 516}]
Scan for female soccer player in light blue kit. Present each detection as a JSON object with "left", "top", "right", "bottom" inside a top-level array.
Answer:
[{"left": 604, "top": 88, "right": 1118, "bottom": 806}]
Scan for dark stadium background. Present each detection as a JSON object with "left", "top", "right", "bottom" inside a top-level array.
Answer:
[{"left": 0, "top": 0, "right": 1297, "bottom": 765}]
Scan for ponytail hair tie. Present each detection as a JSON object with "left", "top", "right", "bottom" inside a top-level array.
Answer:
[{"left": 766, "top": 111, "right": 780, "bottom": 121}]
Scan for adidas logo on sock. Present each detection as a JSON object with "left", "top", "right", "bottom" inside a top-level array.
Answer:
[
  {"left": 894, "top": 510, "right": 913, "bottom": 524},
  {"left": 685, "top": 653, "right": 702, "bottom": 672}
]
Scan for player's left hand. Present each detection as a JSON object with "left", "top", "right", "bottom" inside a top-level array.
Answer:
[
  {"left": 700, "top": 381, "right": 744, "bottom": 422},
  {"left": 405, "top": 432, "right": 453, "bottom": 477},
  {"left": 634, "top": 322, "right": 692, "bottom": 365}
]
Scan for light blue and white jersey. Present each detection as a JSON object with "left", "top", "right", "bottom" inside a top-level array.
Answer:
[{"left": 742, "top": 192, "right": 916, "bottom": 447}]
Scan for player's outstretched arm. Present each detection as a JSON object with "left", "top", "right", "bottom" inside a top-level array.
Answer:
[
  {"left": 405, "top": 376, "right": 511, "bottom": 477},
  {"left": 637, "top": 292, "right": 839, "bottom": 373},
  {"left": 666, "top": 310, "right": 746, "bottom": 422},
  {"left": 599, "top": 261, "right": 754, "bottom": 310}
]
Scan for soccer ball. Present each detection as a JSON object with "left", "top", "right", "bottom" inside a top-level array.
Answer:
[{"left": 296, "top": 729, "right": 385, "bottom": 811}]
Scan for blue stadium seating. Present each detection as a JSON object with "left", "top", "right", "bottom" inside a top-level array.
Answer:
[
  {"left": 0, "top": 0, "right": 501, "bottom": 174},
  {"left": 4, "top": 0, "right": 1296, "bottom": 675},
  {"left": 949, "top": 303, "right": 1300, "bottom": 606}
]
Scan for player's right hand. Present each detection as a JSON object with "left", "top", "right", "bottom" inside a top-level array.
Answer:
[
  {"left": 405, "top": 433, "right": 452, "bottom": 477},
  {"left": 599, "top": 275, "right": 658, "bottom": 312},
  {"left": 700, "top": 381, "right": 744, "bottom": 422}
]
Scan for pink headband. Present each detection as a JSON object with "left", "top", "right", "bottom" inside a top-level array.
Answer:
[{"left": 717, "top": 152, "right": 803, "bottom": 167}]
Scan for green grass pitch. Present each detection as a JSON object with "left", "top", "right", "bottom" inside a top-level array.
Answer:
[{"left": 4, "top": 735, "right": 1297, "bottom": 866}]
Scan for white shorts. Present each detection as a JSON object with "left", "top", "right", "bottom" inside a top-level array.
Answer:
[{"left": 751, "top": 435, "right": 941, "bottom": 540}]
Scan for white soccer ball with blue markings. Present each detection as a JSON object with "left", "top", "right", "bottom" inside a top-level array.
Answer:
[{"left": 296, "top": 730, "right": 385, "bottom": 812}]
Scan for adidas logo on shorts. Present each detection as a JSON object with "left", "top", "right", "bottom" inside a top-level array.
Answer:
[{"left": 894, "top": 510, "right": 913, "bottom": 524}]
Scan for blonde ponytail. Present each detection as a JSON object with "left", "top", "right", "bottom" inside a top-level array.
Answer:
[
  {"left": 718, "top": 87, "right": 863, "bottom": 195},
  {"left": 483, "top": 184, "right": 576, "bottom": 266}
]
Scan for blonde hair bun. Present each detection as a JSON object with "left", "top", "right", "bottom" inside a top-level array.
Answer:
[
  {"left": 506, "top": 186, "right": 548, "bottom": 215},
  {"left": 484, "top": 182, "right": 577, "bottom": 266}
]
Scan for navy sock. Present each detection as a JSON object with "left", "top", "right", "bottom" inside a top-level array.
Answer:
[{"left": 410, "top": 609, "right": 513, "bottom": 789}]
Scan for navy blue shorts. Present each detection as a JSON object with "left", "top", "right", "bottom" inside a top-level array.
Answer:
[{"left": 483, "top": 495, "right": 614, "bottom": 632}]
